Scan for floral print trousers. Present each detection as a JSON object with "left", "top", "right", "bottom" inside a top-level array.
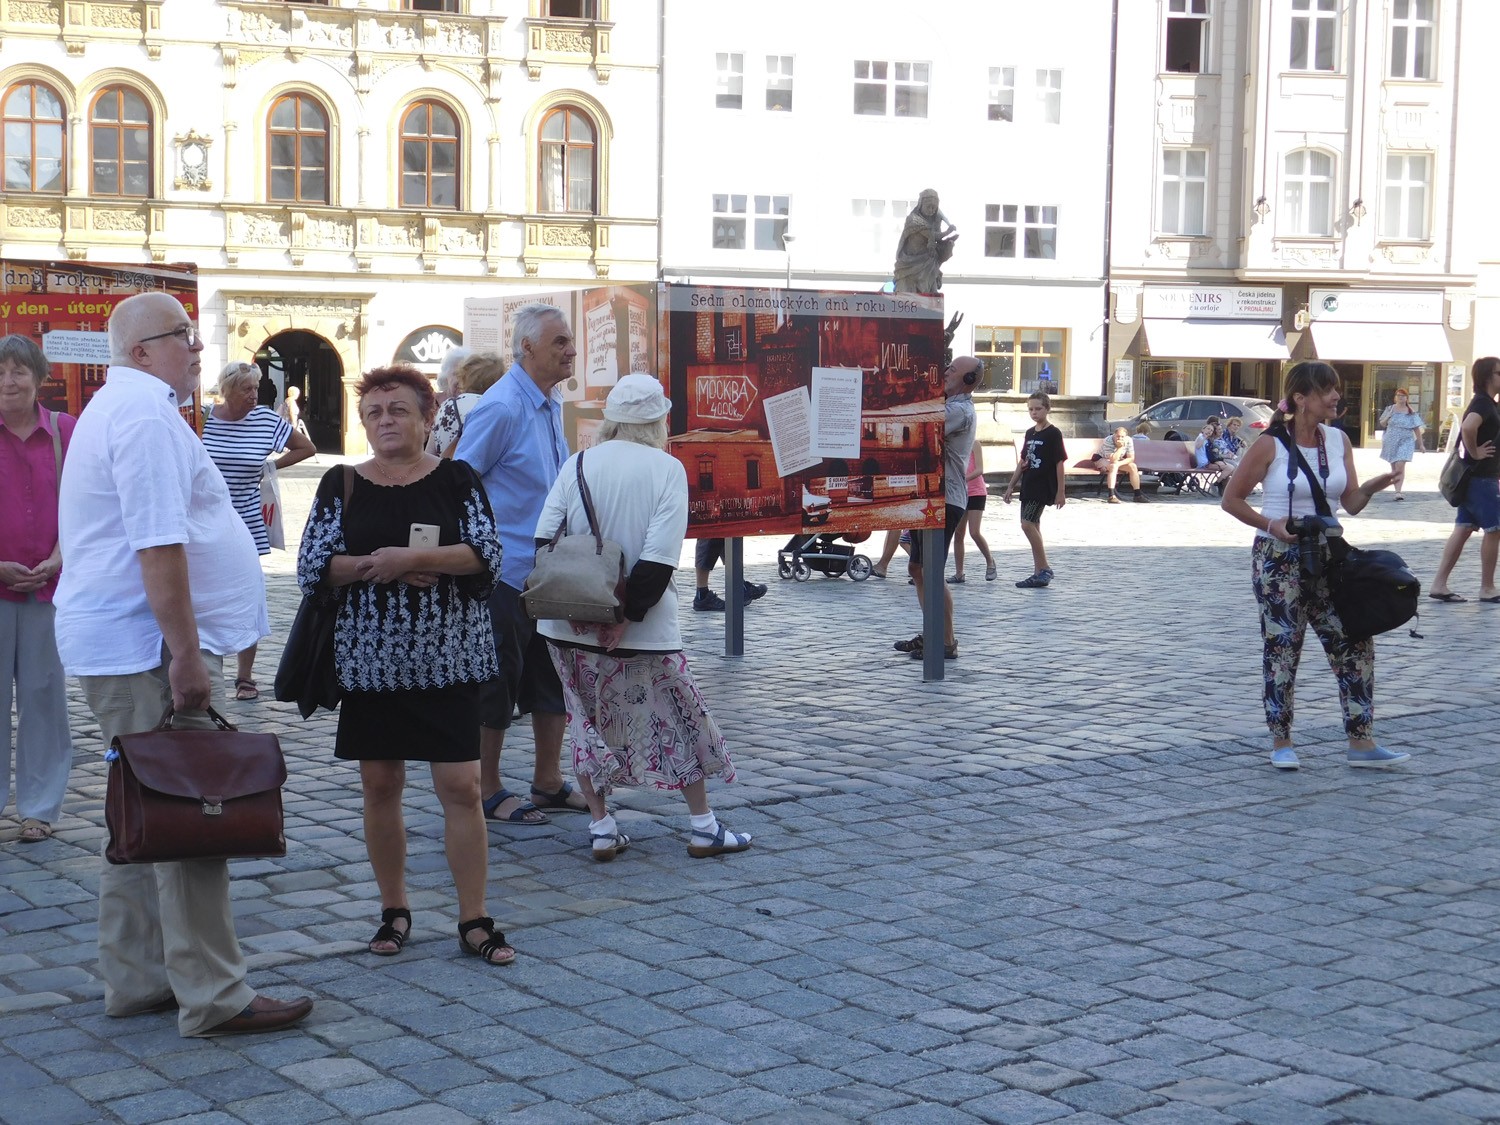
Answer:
[{"left": 1252, "top": 536, "right": 1375, "bottom": 742}]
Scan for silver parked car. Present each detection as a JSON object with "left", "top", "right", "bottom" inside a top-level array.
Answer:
[{"left": 1118, "top": 396, "right": 1274, "bottom": 440}]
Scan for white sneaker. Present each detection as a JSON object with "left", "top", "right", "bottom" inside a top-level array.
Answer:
[{"left": 1270, "top": 748, "right": 1300, "bottom": 770}]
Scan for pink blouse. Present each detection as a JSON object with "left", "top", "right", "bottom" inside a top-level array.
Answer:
[{"left": 0, "top": 406, "right": 74, "bottom": 603}]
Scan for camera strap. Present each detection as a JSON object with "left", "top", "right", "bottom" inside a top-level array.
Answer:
[{"left": 1275, "top": 424, "right": 1334, "bottom": 520}]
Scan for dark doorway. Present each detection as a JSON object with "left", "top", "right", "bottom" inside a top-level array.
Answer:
[{"left": 257, "top": 330, "right": 345, "bottom": 453}]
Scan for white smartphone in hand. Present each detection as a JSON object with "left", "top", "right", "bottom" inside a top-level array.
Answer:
[{"left": 408, "top": 523, "right": 439, "bottom": 550}]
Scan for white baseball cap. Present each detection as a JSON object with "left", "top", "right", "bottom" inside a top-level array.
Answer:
[{"left": 603, "top": 373, "right": 671, "bottom": 422}]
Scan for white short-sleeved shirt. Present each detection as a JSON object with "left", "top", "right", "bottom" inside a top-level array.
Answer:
[
  {"left": 54, "top": 366, "right": 269, "bottom": 675},
  {"left": 534, "top": 440, "right": 689, "bottom": 652}
]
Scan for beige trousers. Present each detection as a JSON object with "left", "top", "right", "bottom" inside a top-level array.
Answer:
[{"left": 79, "top": 648, "right": 255, "bottom": 1037}]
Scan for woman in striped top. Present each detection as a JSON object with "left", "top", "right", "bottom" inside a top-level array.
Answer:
[{"left": 204, "top": 361, "right": 315, "bottom": 699}]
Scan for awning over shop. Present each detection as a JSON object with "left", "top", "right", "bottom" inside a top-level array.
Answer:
[
  {"left": 1141, "top": 318, "right": 1290, "bottom": 360},
  {"left": 1307, "top": 321, "right": 1453, "bottom": 363}
]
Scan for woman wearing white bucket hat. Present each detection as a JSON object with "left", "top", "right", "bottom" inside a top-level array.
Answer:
[{"left": 534, "top": 373, "right": 752, "bottom": 861}]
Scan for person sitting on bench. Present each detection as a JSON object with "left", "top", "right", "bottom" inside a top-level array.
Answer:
[{"left": 1090, "top": 426, "right": 1148, "bottom": 504}]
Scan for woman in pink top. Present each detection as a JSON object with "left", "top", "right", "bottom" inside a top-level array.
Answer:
[
  {"left": 0, "top": 335, "right": 75, "bottom": 842},
  {"left": 948, "top": 443, "right": 997, "bottom": 582}
]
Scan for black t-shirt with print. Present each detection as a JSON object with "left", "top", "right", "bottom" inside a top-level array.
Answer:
[{"left": 1019, "top": 424, "right": 1067, "bottom": 502}]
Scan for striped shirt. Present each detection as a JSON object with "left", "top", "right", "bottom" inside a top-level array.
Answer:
[{"left": 203, "top": 405, "right": 291, "bottom": 554}]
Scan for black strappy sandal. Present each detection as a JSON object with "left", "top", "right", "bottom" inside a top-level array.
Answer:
[
  {"left": 368, "top": 907, "right": 411, "bottom": 956},
  {"left": 458, "top": 916, "right": 516, "bottom": 966}
]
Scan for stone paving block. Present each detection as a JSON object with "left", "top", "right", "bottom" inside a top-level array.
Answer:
[
  {"left": 591, "top": 1042, "right": 695, "bottom": 1080},
  {"left": 280, "top": 1056, "right": 382, "bottom": 1090},
  {"left": 869, "top": 1104, "right": 988, "bottom": 1124},
  {"left": 1052, "top": 1079, "right": 1167, "bottom": 1117},
  {"left": 896, "top": 1069, "right": 1005, "bottom": 1106},
  {"left": 957, "top": 1088, "right": 1073, "bottom": 1124},
  {"left": 109, "top": 1088, "right": 214, "bottom": 1124},
  {"left": 436, "top": 1080, "right": 546, "bottom": 1118},
  {"left": 1329, "top": 1093, "right": 1478, "bottom": 1124},
  {"left": 321, "top": 1078, "right": 427, "bottom": 1116},
  {"left": 0, "top": 1083, "right": 98, "bottom": 1125},
  {"left": 838, "top": 1050, "right": 946, "bottom": 1085},
  {"left": 365, "top": 1104, "right": 478, "bottom": 1125}
]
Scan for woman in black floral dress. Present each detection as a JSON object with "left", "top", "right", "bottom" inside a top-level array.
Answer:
[{"left": 298, "top": 366, "right": 513, "bottom": 965}]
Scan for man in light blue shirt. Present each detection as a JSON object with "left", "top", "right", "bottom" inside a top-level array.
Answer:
[{"left": 455, "top": 302, "right": 587, "bottom": 824}]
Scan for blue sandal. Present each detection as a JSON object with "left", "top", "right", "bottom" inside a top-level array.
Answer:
[
  {"left": 530, "top": 781, "right": 588, "bottom": 813},
  {"left": 687, "top": 823, "right": 753, "bottom": 859},
  {"left": 482, "top": 789, "right": 549, "bottom": 826}
]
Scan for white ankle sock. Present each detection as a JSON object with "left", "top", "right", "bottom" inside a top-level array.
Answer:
[
  {"left": 590, "top": 814, "right": 617, "bottom": 846},
  {"left": 689, "top": 812, "right": 718, "bottom": 835}
]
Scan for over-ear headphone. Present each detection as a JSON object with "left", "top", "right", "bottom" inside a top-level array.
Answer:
[{"left": 962, "top": 367, "right": 979, "bottom": 386}]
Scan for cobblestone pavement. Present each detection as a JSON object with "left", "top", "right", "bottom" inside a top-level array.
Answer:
[{"left": 6, "top": 450, "right": 1500, "bottom": 1124}]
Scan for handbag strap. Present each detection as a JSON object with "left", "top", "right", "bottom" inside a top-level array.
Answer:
[
  {"left": 575, "top": 450, "right": 606, "bottom": 556},
  {"left": 45, "top": 408, "right": 63, "bottom": 491},
  {"left": 155, "top": 704, "right": 237, "bottom": 732}
]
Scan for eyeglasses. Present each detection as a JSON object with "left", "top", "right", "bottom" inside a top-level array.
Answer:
[{"left": 138, "top": 324, "right": 200, "bottom": 347}]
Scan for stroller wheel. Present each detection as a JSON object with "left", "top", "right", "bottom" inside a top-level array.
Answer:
[
  {"left": 847, "top": 554, "right": 873, "bottom": 582},
  {"left": 778, "top": 558, "right": 793, "bottom": 579},
  {"left": 793, "top": 559, "right": 812, "bottom": 582}
]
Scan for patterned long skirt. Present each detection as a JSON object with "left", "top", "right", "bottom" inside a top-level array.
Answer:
[
  {"left": 1251, "top": 536, "right": 1375, "bottom": 742},
  {"left": 547, "top": 644, "right": 735, "bottom": 797}
]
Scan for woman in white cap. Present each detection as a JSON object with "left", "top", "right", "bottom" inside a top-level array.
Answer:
[{"left": 534, "top": 374, "right": 751, "bottom": 861}]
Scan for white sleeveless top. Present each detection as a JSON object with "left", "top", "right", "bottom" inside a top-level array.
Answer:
[{"left": 1257, "top": 423, "right": 1348, "bottom": 536}]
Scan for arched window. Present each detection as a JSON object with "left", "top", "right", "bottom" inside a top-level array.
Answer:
[
  {"left": 538, "top": 106, "right": 596, "bottom": 214},
  {"left": 400, "top": 100, "right": 458, "bottom": 209},
  {"left": 90, "top": 86, "right": 151, "bottom": 198},
  {"left": 1282, "top": 149, "right": 1334, "bottom": 236},
  {"left": 268, "top": 93, "right": 329, "bottom": 204},
  {"left": 2, "top": 81, "right": 65, "bottom": 193}
]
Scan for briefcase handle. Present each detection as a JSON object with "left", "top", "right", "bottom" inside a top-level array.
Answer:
[{"left": 155, "top": 705, "right": 239, "bottom": 733}]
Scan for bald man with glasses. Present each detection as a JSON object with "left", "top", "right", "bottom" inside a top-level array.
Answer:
[{"left": 54, "top": 292, "right": 314, "bottom": 1037}]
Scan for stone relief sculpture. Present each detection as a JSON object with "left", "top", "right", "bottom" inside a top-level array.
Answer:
[{"left": 892, "top": 188, "right": 958, "bottom": 294}]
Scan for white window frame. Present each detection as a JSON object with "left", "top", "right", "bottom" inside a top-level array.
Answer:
[
  {"left": 715, "top": 52, "right": 744, "bottom": 110},
  {"left": 1164, "top": 0, "right": 1211, "bottom": 75},
  {"left": 984, "top": 204, "right": 1017, "bottom": 258},
  {"left": 1034, "top": 69, "right": 1062, "bottom": 124},
  {"left": 988, "top": 67, "right": 1015, "bottom": 122},
  {"left": 1289, "top": 0, "right": 1339, "bottom": 73},
  {"left": 853, "top": 59, "right": 930, "bottom": 118},
  {"left": 711, "top": 193, "right": 746, "bottom": 249},
  {"left": 753, "top": 194, "right": 789, "bottom": 250},
  {"left": 1389, "top": 0, "right": 1436, "bottom": 80},
  {"left": 852, "top": 197, "right": 912, "bottom": 256},
  {"left": 1022, "top": 205, "right": 1058, "bottom": 259},
  {"left": 1281, "top": 148, "right": 1335, "bottom": 236},
  {"left": 1381, "top": 152, "right": 1431, "bottom": 241},
  {"left": 1159, "top": 148, "right": 1208, "bottom": 236},
  {"left": 765, "top": 55, "right": 794, "bottom": 111}
]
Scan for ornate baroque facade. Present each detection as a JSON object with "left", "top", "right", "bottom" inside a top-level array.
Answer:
[{"left": 0, "top": 0, "right": 658, "bottom": 452}]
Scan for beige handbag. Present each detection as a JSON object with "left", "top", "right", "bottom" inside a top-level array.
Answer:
[{"left": 523, "top": 451, "right": 627, "bottom": 623}]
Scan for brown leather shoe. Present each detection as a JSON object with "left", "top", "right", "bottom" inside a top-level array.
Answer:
[{"left": 201, "top": 994, "right": 313, "bottom": 1036}]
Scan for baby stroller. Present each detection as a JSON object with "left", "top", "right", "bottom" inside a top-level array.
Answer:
[{"left": 778, "top": 533, "right": 873, "bottom": 582}]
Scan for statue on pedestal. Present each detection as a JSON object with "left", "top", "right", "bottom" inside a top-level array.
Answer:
[{"left": 892, "top": 189, "right": 959, "bottom": 294}]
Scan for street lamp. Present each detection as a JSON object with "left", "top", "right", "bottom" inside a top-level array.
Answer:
[{"left": 782, "top": 231, "right": 796, "bottom": 288}]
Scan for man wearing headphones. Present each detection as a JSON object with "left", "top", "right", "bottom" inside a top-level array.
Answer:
[{"left": 894, "top": 356, "right": 980, "bottom": 660}]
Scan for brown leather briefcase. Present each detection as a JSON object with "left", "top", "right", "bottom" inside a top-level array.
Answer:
[{"left": 105, "top": 706, "right": 288, "bottom": 864}]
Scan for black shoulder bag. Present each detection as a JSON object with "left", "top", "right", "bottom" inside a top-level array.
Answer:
[
  {"left": 274, "top": 466, "right": 353, "bottom": 718},
  {"left": 1274, "top": 425, "right": 1420, "bottom": 641}
]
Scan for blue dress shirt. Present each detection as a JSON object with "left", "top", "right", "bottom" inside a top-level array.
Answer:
[{"left": 454, "top": 363, "right": 569, "bottom": 590}]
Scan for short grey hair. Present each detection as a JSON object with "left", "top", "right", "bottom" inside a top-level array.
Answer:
[
  {"left": 596, "top": 416, "right": 668, "bottom": 450},
  {"left": 511, "top": 302, "right": 564, "bottom": 364},
  {"left": 108, "top": 292, "right": 183, "bottom": 363},
  {"left": 0, "top": 334, "right": 47, "bottom": 382},
  {"left": 217, "top": 361, "right": 259, "bottom": 397},
  {"left": 437, "top": 345, "right": 473, "bottom": 394}
]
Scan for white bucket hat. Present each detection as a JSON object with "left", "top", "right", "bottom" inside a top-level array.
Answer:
[{"left": 602, "top": 373, "right": 671, "bottom": 423}]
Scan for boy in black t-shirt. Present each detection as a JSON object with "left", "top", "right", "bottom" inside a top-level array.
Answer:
[{"left": 1002, "top": 391, "right": 1067, "bottom": 587}]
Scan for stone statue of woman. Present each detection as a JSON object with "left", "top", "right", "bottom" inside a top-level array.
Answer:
[{"left": 892, "top": 189, "right": 959, "bottom": 294}]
